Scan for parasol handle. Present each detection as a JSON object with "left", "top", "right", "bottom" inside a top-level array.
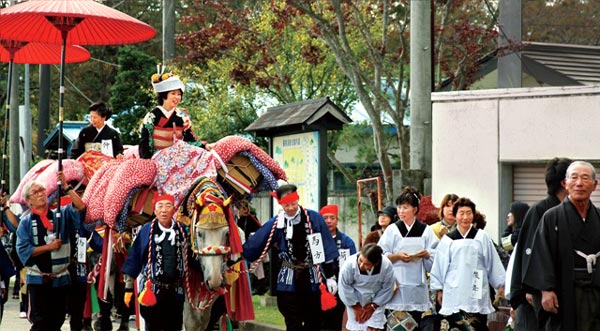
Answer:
[
  {"left": 55, "top": 31, "right": 69, "bottom": 240},
  {"left": 0, "top": 60, "right": 15, "bottom": 229}
]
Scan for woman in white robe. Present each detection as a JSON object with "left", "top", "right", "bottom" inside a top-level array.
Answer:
[
  {"left": 378, "top": 186, "right": 438, "bottom": 327},
  {"left": 338, "top": 244, "right": 395, "bottom": 331},
  {"left": 430, "top": 197, "right": 505, "bottom": 331}
]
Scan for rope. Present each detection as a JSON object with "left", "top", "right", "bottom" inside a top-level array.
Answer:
[
  {"left": 230, "top": 214, "right": 278, "bottom": 275},
  {"left": 87, "top": 256, "right": 102, "bottom": 285},
  {"left": 181, "top": 221, "right": 219, "bottom": 311},
  {"left": 145, "top": 219, "right": 155, "bottom": 281}
]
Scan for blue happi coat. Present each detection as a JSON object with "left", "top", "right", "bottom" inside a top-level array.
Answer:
[{"left": 242, "top": 207, "right": 339, "bottom": 292}]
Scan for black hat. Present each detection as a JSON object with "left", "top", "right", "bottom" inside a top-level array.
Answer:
[{"left": 377, "top": 206, "right": 397, "bottom": 220}]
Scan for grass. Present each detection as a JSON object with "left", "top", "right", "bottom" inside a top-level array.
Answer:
[{"left": 251, "top": 295, "right": 285, "bottom": 326}]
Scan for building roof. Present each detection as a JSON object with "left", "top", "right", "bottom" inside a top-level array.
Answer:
[
  {"left": 522, "top": 42, "right": 600, "bottom": 86},
  {"left": 440, "top": 41, "right": 600, "bottom": 90},
  {"left": 245, "top": 97, "right": 352, "bottom": 136}
]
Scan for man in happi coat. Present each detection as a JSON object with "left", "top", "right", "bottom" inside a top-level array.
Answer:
[
  {"left": 319, "top": 204, "right": 357, "bottom": 331},
  {"left": 16, "top": 173, "right": 86, "bottom": 331},
  {"left": 122, "top": 193, "right": 187, "bottom": 331},
  {"left": 243, "top": 184, "right": 339, "bottom": 331}
]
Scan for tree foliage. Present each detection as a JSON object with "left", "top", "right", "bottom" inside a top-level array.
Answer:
[
  {"left": 177, "top": 63, "right": 264, "bottom": 144},
  {"left": 176, "top": 0, "right": 356, "bottom": 106},
  {"left": 523, "top": 0, "right": 600, "bottom": 45},
  {"left": 284, "top": 0, "right": 410, "bottom": 202},
  {"left": 433, "top": 0, "right": 498, "bottom": 90},
  {"left": 175, "top": 0, "right": 499, "bottom": 202},
  {"left": 109, "top": 46, "right": 158, "bottom": 145}
]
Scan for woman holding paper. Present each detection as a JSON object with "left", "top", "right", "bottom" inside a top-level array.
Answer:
[
  {"left": 429, "top": 197, "right": 505, "bottom": 331},
  {"left": 377, "top": 186, "right": 438, "bottom": 328}
]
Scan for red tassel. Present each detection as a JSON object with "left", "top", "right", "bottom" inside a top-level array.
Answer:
[
  {"left": 138, "top": 280, "right": 157, "bottom": 306},
  {"left": 320, "top": 283, "right": 337, "bottom": 311}
]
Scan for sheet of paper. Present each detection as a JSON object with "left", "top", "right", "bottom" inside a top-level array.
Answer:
[
  {"left": 471, "top": 269, "right": 484, "bottom": 299},
  {"left": 308, "top": 233, "right": 325, "bottom": 264},
  {"left": 101, "top": 139, "right": 114, "bottom": 157},
  {"left": 338, "top": 248, "right": 350, "bottom": 268},
  {"left": 77, "top": 237, "right": 87, "bottom": 263}
]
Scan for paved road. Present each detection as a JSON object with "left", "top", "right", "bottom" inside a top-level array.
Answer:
[{"left": 1, "top": 295, "right": 137, "bottom": 330}]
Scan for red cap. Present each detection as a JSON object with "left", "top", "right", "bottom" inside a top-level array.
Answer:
[
  {"left": 319, "top": 204, "right": 338, "bottom": 218},
  {"left": 152, "top": 192, "right": 174, "bottom": 208}
]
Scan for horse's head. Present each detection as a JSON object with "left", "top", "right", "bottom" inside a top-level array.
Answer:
[{"left": 185, "top": 178, "right": 236, "bottom": 291}]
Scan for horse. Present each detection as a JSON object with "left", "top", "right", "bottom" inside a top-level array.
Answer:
[
  {"left": 13, "top": 137, "right": 281, "bottom": 330},
  {"left": 178, "top": 177, "right": 252, "bottom": 330}
]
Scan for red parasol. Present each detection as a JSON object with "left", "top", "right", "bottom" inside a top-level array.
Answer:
[
  {"left": 0, "top": 39, "right": 90, "bottom": 195},
  {"left": 0, "top": 40, "right": 90, "bottom": 64},
  {"left": 0, "top": 0, "right": 156, "bottom": 236},
  {"left": 0, "top": 0, "right": 156, "bottom": 45}
]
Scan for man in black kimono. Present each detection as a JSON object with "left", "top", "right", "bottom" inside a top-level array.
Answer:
[
  {"left": 510, "top": 157, "right": 571, "bottom": 330},
  {"left": 524, "top": 160, "right": 600, "bottom": 331}
]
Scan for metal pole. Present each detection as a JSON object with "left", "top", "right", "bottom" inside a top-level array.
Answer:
[
  {"left": 55, "top": 32, "right": 69, "bottom": 238},
  {"left": 1, "top": 60, "right": 13, "bottom": 197},
  {"left": 37, "top": 64, "right": 51, "bottom": 158},
  {"left": 20, "top": 63, "right": 31, "bottom": 179}
]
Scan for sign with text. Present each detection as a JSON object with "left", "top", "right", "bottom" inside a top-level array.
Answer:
[{"left": 273, "top": 132, "right": 320, "bottom": 213}]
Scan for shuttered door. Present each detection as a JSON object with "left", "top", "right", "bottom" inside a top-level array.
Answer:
[{"left": 513, "top": 164, "right": 600, "bottom": 206}]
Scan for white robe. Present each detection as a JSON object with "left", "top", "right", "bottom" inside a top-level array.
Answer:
[
  {"left": 378, "top": 222, "right": 438, "bottom": 312},
  {"left": 338, "top": 254, "right": 395, "bottom": 331},
  {"left": 430, "top": 229, "right": 505, "bottom": 315}
]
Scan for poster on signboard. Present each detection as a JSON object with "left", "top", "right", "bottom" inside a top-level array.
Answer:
[{"left": 272, "top": 132, "right": 320, "bottom": 213}]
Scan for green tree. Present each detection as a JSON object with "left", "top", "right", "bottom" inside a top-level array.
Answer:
[
  {"left": 287, "top": 0, "right": 498, "bottom": 200},
  {"left": 176, "top": 0, "right": 359, "bottom": 184},
  {"left": 179, "top": 63, "right": 263, "bottom": 144},
  {"left": 110, "top": 46, "right": 158, "bottom": 144},
  {"left": 434, "top": 0, "right": 498, "bottom": 90},
  {"left": 523, "top": 0, "right": 600, "bottom": 45}
]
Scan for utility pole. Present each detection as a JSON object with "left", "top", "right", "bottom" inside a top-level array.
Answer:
[
  {"left": 409, "top": 0, "right": 432, "bottom": 193},
  {"left": 162, "top": 0, "right": 176, "bottom": 64},
  {"left": 498, "top": 0, "right": 522, "bottom": 88}
]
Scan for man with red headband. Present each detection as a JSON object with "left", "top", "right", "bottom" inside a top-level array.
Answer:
[
  {"left": 243, "top": 184, "right": 339, "bottom": 331},
  {"left": 122, "top": 193, "right": 187, "bottom": 331},
  {"left": 319, "top": 204, "right": 357, "bottom": 331}
]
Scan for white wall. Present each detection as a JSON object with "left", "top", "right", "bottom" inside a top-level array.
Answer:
[
  {"left": 432, "top": 85, "right": 600, "bottom": 240},
  {"left": 432, "top": 97, "right": 500, "bottom": 239}
]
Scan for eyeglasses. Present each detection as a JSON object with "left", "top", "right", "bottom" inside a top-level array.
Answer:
[{"left": 27, "top": 188, "right": 46, "bottom": 198}]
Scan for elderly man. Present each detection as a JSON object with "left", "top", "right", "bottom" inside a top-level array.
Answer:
[
  {"left": 122, "top": 193, "right": 187, "bottom": 331},
  {"left": 319, "top": 204, "right": 357, "bottom": 331},
  {"left": 243, "top": 184, "right": 339, "bottom": 331},
  {"left": 16, "top": 172, "right": 86, "bottom": 331},
  {"left": 509, "top": 157, "right": 571, "bottom": 330},
  {"left": 524, "top": 160, "right": 600, "bottom": 330}
]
